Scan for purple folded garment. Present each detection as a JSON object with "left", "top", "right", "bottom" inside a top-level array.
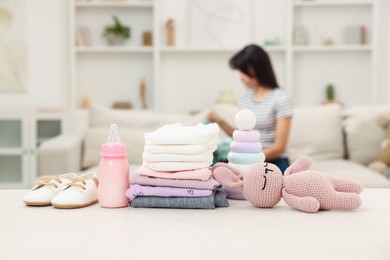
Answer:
[
  {"left": 126, "top": 184, "right": 212, "bottom": 201},
  {"left": 230, "top": 141, "right": 262, "bottom": 153},
  {"left": 223, "top": 186, "right": 246, "bottom": 200}
]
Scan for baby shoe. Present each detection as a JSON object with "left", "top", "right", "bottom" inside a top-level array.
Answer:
[
  {"left": 51, "top": 172, "right": 98, "bottom": 209},
  {"left": 23, "top": 173, "right": 77, "bottom": 206}
]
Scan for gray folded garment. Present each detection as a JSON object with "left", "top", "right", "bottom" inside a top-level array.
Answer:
[{"left": 131, "top": 188, "right": 229, "bottom": 209}]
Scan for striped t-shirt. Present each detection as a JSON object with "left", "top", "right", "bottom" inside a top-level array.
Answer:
[{"left": 239, "top": 88, "right": 293, "bottom": 157}]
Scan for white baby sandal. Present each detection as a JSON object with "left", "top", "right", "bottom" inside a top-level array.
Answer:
[
  {"left": 23, "top": 173, "right": 77, "bottom": 206},
  {"left": 51, "top": 172, "right": 98, "bottom": 209}
]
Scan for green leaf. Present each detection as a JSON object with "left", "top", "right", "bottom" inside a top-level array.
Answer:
[{"left": 103, "top": 15, "right": 131, "bottom": 39}]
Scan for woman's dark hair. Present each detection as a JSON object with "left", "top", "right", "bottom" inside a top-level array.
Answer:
[{"left": 229, "top": 44, "right": 279, "bottom": 89}]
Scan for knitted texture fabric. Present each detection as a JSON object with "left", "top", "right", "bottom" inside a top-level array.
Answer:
[
  {"left": 212, "top": 155, "right": 363, "bottom": 213},
  {"left": 212, "top": 162, "right": 282, "bottom": 208}
]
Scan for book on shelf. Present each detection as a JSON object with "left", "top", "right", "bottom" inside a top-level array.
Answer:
[{"left": 76, "top": 26, "right": 93, "bottom": 46}]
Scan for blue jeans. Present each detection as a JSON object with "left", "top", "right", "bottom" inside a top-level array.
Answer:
[{"left": 267, "top": 157, "right": 290, "bottom": 174}]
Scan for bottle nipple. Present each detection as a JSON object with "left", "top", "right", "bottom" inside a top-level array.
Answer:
[{"left": 108, "top": 123, "right": 121, "bottom": 143}]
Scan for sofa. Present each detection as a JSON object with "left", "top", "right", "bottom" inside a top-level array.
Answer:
[{"left": 38, "top": 103, "right": 390, "bottom": 188}]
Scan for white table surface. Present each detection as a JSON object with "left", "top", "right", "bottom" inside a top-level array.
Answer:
[{"left": 1, "top": 189, "right": 390, "bottom": 260}]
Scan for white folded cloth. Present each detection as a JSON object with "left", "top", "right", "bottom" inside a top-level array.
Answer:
[
  {"left": 143, "top": 150, "right": 214, "bottom": 162},
  {"left": 143, "top": 160, "right": 212, "bottom": 172},
  {"left": 144, "top": 137, "right": 218, "bottom": 155},
  {"left": 144, "top": 123, "right": 219, "bottom": 145}
]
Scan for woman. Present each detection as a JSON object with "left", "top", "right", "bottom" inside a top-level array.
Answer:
[{"left": 209, "top": 44, "right": 293, "bottom": 172}]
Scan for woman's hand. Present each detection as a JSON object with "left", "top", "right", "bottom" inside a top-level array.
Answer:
[{"left": 207, "top": 112, "right": 234, "bottom": 137}]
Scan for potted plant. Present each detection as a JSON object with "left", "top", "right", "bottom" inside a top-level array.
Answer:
[
  {"left": 103, "top": 15, "right": 131, "bottom": 46},
  {"left": 326, "top": 83, "right": 335, "bottom": 102},
  {"left": 322, "top": 83, "right": 343, "bottom": 106}
]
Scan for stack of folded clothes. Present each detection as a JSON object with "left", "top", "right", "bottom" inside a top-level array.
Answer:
[{"left": 127, "top": 123, "right": 229, "bottom": 209}]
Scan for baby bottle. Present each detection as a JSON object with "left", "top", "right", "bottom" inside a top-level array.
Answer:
[{"left": 98, "top": 124, "right": 130, "bottom": 208}]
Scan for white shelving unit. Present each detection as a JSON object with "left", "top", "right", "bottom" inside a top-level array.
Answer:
[
  {"left": 68, "top": 0, "right": 379, "bottom": 113},
  {"left": 75, "top": 2, "right": 153, "bottom": 8},
  {"left": 0, "top": 113, "right": 63, "bottom": 188},
  {"left": 70, "top": 0, "right": 154, "bottom": 110},
  {"left": 76, "top": 46, "right": 153, "bottom": 53},
  {"left": 0, "top": 115, "right": 27, "bottom": 188},
  {"left": 292, "top": 45, "right": 372, "bottom": 52},
  {"left": 160, "top": 46, "right": 286, "bottom": 53},
  {"left": 293, "top": 0, "right": 373, "bottom": 7},
  {"left": 289, "top": 0, "right": 376, "bottom": 106}
]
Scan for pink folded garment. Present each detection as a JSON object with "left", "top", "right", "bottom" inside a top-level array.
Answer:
[
  {"left": 126, "top": 184, "right": 213, "bottom": 200},
  {"left": 130, "top": 170, "right": 219, "bottom": 189},
  {"left": 136, "top": 166, "right": 212, "bottom": 181},
  {"left": 142, "top": 151, "right": 214, "bottom": 163}
]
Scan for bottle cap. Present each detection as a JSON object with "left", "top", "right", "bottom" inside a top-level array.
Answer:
[
  {"left": 108, "top": 124, "right": 120, "bottom": 142},
  {"left": 101, "top": 124, "right": 127, "bottom": 157}
]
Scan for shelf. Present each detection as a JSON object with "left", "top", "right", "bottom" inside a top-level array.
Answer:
[
  {"left": 35, "top": 113, "right": 64, "bottom": 120},
  {"left": 0, "top": 182, "right": 25, "bottom": 189},
  {"left": 293, "top": 0, "right": 373, "bottom": 7},
  {"left": 0, "top": 148, "right": 23, "bottom": 156},
  {"left": 160, "top": 46, "right": 286, "bottom": 53},
  {"left": 292, "top": 45, "right": 372, "bottom": 52},
  {"left": 75, "top": 46, "right": 153, "bottom": 53},
  {"left": 75, "top": 1, "right": 153, "bottom": 8}
]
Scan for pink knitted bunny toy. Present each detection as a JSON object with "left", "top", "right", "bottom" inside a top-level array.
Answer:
[{"left": 212, "top": 155, "right": 363, "bottom": 213}]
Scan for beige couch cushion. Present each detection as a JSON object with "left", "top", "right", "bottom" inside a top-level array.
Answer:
[
  {"left": 343, "top": 105, "right": 390, "bottom": 165},
  {"left": 89, "top": 102, "right": 206, "bottom": 129},
  {"left": 288, "top": 104, "right": 344, "bottom": 161},
  {"left": 83, "top": 128, "right": 147, "bottom": 168},
  {"left": 312, "top": 159, "right": 390, "bottom": 188}
]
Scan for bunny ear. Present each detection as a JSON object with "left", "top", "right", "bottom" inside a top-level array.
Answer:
[
  {"left": 212, "top": 163, "right": 244, "bottom": 191},
  {"left": 284, "top": 155, "right": 313, "bottom": 176}
]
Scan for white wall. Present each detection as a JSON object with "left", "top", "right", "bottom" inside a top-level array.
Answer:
[
  {"left": 0, "top": 0, "right": 65, "bottom": 111},
  {"left": 386, "top": 1, "right": 390, "bottom": 102}
]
